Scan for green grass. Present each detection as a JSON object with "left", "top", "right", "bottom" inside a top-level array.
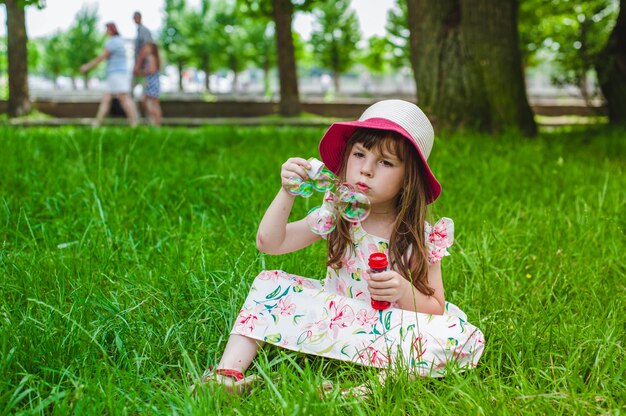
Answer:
[{"left": 0, "top": 124, "right": 624, "bottom": 415}]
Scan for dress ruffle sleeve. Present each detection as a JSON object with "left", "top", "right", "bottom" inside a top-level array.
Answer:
[{"left": 425, "top": 217, "right": 454, "bottom": 264}]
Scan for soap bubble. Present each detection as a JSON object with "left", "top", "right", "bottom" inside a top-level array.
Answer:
[
  {"left": 311, "top": 166, "right": 336, "bottom": 192},
  {"left": 285, "top": 177, "right": 314, "bottom": 198},
  {"left": 337, "top": 185, "right": 370, "bottom": 222},
  {"left": 306, "top": 204, "right": 337, "bottom": 235}
]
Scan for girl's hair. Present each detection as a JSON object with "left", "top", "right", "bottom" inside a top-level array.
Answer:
[
  {"left": 145, "top": 42, "right": 161, "bottom": 71},
  {"left": 105, "top": 23, "right": 120, "bottom": 36},
  {"left": 326, "top": 128, "right": 434, "bottom": 296}
]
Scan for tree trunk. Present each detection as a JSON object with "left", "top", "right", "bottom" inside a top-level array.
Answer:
[
  {"left": 263, "top": 61, "right": 271, "bottom": 98},
  {"left": 201, "top": 56, "right": 211, "bottom": 93},
  {"left": 595, "top": 0, "right": 626, "bottom": 125},
  {"left": 272, "top": 0, "right": 300, "bottom": 116},
  {"left": 232, "top": 70, "right": 238, "bottom": 92},
  {"left": 6, "top": 0, "right": 31, "bottom": 117},
  {"left": 333, "top": 69, "right": 340, "bottom": 93},
  {"left": 178, "top": 62, "right": 184, "bottom": 92},
  {"left": 407, "top": 0, "right": 536, "bottom": 135}
]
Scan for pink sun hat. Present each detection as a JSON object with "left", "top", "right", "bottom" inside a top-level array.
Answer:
[{"left": 319, "top": 99, "right": 441, "bottom": 204}]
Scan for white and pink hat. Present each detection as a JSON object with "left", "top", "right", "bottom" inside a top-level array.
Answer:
[{"left": 319, "top": 99, "right": 441, "bottom": 204}]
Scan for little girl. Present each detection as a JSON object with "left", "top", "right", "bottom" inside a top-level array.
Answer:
[
  {"left": 136, "top": 42, "right": 162, "bottom": 126},
  {"left": 196, "top": 99, "right": 485, "bottom": 394}
]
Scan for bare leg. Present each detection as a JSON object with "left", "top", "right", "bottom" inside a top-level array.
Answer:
[
  {"left": 144, "top": 97, "right": 154, "bottom": 125},
  {"left": 146, "top": 97, "right": 162, "bottom": 126},
  {"left": 117, "top": 93, "right": 139, "bottom": 126},
  {"left": 190, "top": 334, "right": 264, "bottom": 395},
  {"left": 94, "top": 93, "right": 112, "bottom": 126},
  {"left": 216, "top": 334, "right": 264, "bottom": 372}
]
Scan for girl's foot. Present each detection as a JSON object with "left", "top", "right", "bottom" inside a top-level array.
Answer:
[
  {"left": 320, "top": 380, "right": 370, "bottom": 399},
  {"left": 191, "top": 368, "right": 262, "bottom": 395}
]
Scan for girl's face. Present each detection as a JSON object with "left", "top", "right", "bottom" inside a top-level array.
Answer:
[{"left": 344, "top": 141, "right": 405, "bottom": 209}]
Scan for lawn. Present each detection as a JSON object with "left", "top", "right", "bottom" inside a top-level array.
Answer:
[{"left": 0, "top": 124, "right": 624, "bottom": 415}]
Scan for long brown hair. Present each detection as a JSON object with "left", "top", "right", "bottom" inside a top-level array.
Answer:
[{"left": 326, "top": 128, "right": 434, "bottom": 296}]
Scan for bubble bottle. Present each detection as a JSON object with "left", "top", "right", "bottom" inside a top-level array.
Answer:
[{"left": 368, "top": 252, "right": 391, "bottom": 310}]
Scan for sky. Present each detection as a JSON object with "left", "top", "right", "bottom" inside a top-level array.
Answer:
[{"left": 0, "top": 0, "right": 396, "bottom": 40}]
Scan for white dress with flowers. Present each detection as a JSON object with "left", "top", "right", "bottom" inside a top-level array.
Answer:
[{"left": 231, "top": 218, "right": 485, "bottom": 376}]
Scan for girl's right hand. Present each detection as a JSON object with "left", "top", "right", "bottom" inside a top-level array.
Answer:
[{"left": 280, "top": 157, "right": 311, "bottom": 193}]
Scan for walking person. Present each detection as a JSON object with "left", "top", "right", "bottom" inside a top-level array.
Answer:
[
  {"left": 80, "top": 22, "right": 138, "bottom": 127},
  {"left": 135, "top": 42, "right": 162, "bottom": 126},
  {"left": 131, "top": 11, "right": 153, "bottom": 97}
]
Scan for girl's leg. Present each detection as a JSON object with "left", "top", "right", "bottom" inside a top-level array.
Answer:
[
  {"left": 191, "top": 334, "right": 264, "bottom": 395},
  {"left": 94, "top": 93, "right": 112, "bottom": 126},
  {"left": 117, "top": 93, "right": 139, "bottom": 126},
  {"left": 147, "top": 97, "right": 162, "bottom": 126},
  {"left": 216, "top": 334, "right": 264, "bottom": 372}
]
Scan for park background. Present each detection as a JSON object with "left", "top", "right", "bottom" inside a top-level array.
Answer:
[{"left": 1, "top": 0, "right": 625, "bottom": 414}]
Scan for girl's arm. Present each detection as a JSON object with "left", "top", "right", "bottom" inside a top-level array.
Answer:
[
  {"left": 256, "top": 157, "right": 322, "bottom": 254},
  {"left": 256, "top": 188, "right": 321, "bottom": 254},
  {"left": 80, "top": 49, "right": 111, "bottom": 73},
  {"left": 367, "top": 261, "right": 445, "bottom": 315}
]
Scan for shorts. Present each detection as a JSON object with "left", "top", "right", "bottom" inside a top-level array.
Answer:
[
  {"left": 106, "top": 72, "right": 130, "bottom": 94},
  {"left": 144, "top": 74, "right": 160, "bottom": 98}
]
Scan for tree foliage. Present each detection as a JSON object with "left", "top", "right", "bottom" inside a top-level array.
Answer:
[
  {"left": 161, "top": 0, "right": 192, "bottom": 91},
  {"left": 181, "top": 0, "right": 224, "bottom": 92},
  {"left": 241, "top": 18, "right": 276, "bottom": 96},
  {"left": 39, "top": 31, "right": 68, "bottom": 87},
  {"left": 309, "top": 0, "right": 360, "bottom": 92},
  {"left": 65, "top": 5, "right": 103, "bottom": 89},
  {"left": 519, "top": 0, "right": 618, "bottom": 102},
  {"left": 385, "top": 0, "right": 410, "bottom": 69}
]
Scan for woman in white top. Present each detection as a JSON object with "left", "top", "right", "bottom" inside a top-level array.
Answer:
[{"left": 80, "top": 22, "right": 138, "bottom": 127}]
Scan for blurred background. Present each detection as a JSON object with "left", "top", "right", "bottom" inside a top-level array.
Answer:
[{"left": 1, "top": 0, "right": 624, "bottom": 130}]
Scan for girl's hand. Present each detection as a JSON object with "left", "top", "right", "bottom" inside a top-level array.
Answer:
[
  {"left": 366, "top": 270, "right": 409, "bottom": 303},
  {"left": 280, "top": 157, "right": 311, "bottom": 193}
]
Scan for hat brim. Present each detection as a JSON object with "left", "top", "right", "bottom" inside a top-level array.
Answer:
[{"left": 319, "top": 118, "right": 441, "bottom": 204}]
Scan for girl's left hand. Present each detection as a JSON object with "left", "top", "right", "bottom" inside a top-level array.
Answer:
[{"left": 366, "top": 270, "right": 409, "bottom": 303}]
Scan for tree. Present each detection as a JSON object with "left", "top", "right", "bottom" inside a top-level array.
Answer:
[
  {"left": 309, "top": 0, "right": 361, "bottom": 92},
  {"left": 239, "top": 0, "right": 323, "bottom": 116},
  {"left": 183, "top": 0, "right": 223, "bottom": 92},
  {"left": 2, "top": 0, "right": 43, "bottom": 116},
  {"left": 385, "top": 0, "right": 410, "bottom": 69},
  {"left": 271, "top": 0, "right": 299, "bottom": 115},
  {"left": 519, "top": 0, "right": 617, "bottom": 106},
  {"left": 243, "top": 18, "right": 276, "bottom": 97},
  {"left": 161, "top": 0, "right": 192, "bottom": 91},
  {"left": 40, "top": 32, "right": 68, "bottom": 88},
  {"left": 65, "top": 5, "right": 103, "bottom": 90},
  {"left": 214, "top": 5, "right": 249, "bottom": 92},
  {"left": 407, "top": 0, "right": 537, "bottom": 135},
  {"left": 595, "top": 0, "right": 626, "bottom": 124}
]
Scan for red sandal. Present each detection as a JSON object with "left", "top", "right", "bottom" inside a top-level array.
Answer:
[{"left": 191, "top": 367, "right": 262, "bottom": 395}]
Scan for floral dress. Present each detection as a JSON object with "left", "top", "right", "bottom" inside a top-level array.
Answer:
[{"left": 231, "top": 218, "right": 485, "bottom": 377}]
